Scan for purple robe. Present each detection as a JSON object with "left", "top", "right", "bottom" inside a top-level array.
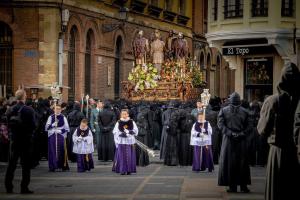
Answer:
[
  {"left": 77, "top": 154, "right": 94, "bottom": 172},
  {"left": 192, "top": 145, "right": 214, "bottom": 172},
  {"left": 112, "top": 144, "right": 136, "bottom": 174},
  {"left": 46, "top": 114, "right": 70, "bottom": 171}
]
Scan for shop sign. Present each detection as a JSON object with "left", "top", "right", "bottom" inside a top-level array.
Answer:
[{"left": 222, "top": 45, "right": 272, "bottom": 56}]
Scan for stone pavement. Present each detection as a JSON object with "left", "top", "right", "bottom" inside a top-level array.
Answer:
[{"left": 0, "top": 158, "right": 265, "bottom": 200}]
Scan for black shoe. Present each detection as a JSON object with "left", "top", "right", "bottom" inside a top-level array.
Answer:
[
  {"left": 127, "top": 172, "right": 131, "bottom": 175},
  {"left": 120, "top": 172, "right": 126, "bottom": 175},
  {"left": 240, "top": 187, "right": 250, "bottom": 193},
  {"left": 226, "top": 189, "right": 237, "bottom": 193},
  {"left": 6, "top": 189, "right": 13, "bottom": 194},
  {"left": 20, "top": 189, "right": 34, "bottom": 194}
]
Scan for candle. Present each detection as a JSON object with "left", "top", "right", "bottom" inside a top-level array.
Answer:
[
  {"left": 0, "top": 84, "right": 2, "bottom": 98},
  {"left": 132, "top": 61, "right": 135, "bottom": 67},
  {"left": 3, "top": 84, "right": 6, "bottom": 98}
]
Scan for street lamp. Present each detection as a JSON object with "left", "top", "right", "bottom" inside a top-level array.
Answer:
[{"left": 102, "top": 6, "right": 129, "bottom": 33}]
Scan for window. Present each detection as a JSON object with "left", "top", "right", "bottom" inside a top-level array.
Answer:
[
  {"left": 212, "top": 0, "right": 218, "bottom": 21},
  {"left": 281, "top": 0, "right": 294, "bottom": 17},
  {"left": 150, "top": 0, "right": 158, "bottom": 6},
  {"left": 85, "top": 30, "right": 92, "bottom": 96},
  {"left": 165, "top": 0, "right": 172, "bottom": 11},
  {"left": 68, "top": 26, "right": 77, "bottom": 101},
  {"left": 252, "top": 0, "right": 268, "bottom": 17},
  {"left": 178, "top": 0, "right": 185, "bottom": 15},
  {"left": 0, "top": 22, "right": 13, "bottom": 97},
  {"left": 224, "top": 0, "right": 243, "bottom": 19}
]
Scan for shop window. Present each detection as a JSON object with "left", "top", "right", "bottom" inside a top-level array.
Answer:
[
  {"left": 224, "top": 0, "right": 243, "bottom": 19},
  {"left": 281, "top": 0, "right": 294, "bottom": 17},
  {"left": 0, "top": 21, "right": 13, "bottom": 98},
  {"left": 252, "top": 0, "right": 268, "bottom": 17},
  {"left": 244, "top": 57, "right": 273, "bottom": 102}
]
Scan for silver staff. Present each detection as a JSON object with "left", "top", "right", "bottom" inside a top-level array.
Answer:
[{"left": 135, "top": 138, "right": 155, "bottom": 157}]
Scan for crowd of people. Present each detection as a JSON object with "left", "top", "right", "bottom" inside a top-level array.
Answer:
[{"left": 0, "top": 63, "right": 299, "bottom": 200}]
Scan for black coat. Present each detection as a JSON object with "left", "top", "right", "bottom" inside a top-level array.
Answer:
[
  {"left": 217, "top": 92, "right": 251, "bottom": 187},
  {"left": 257, "top": 63, "right": 300, "bottom": 200},
  {"left": 6, "top": 102, "right": 36, "bottom": 142},
  {"left": 136, "top": 106, "right": 150, "bottom": 166},
  {"left": 97, "top": 108, "right": 116, "bottom": 161}
]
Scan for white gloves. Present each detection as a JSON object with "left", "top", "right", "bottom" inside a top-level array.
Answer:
[{"left": 124, "top": 129, "right": 129, "bottom": 134}]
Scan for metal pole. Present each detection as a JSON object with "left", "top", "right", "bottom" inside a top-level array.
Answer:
[{"left": 58, "top": 36, "right": 64, "bottom": 86}]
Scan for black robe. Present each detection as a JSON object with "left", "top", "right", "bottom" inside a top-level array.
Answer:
[
  {"left": 257, "top": 63, "right": 300, "bottom": 200},
  {"left": 205, "top": 108, "right": 221, "bottom": 164},
  {"left": 98, "top": 108, "right": 116, "bottom": 161},
  {"left": 148, "top": 107, "right": 161, "bottom": 150},
  {"left": 178, "top": 109, "right": 194, "bottom": 166},
  {"left": 160, "top": 108, "right": 175, "bottom": 159},
  {"left": 67, "top": 105, "right": 85, "bottom": 162},
  {"left": 295, "top": 100, "right": 300, "bottom": 164},
  {"left": 135, "top": 107, "right": 150, "bottom": 166},
  {"left": 217, "top": 92, "right": 251, "bottom": 187},
  {"left": 164, "top": 109, "right": 180, "bottom": 166}
]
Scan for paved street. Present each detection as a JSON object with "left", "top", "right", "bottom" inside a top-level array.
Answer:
[{"left": 0, "top": 155, "right": 265, "bottom": 200}]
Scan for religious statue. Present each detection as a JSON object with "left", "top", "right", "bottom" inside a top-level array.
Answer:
[
  {"left": 150, "top": 29, "right": 165, "bottom": 72},
  {"left": 165, "top": 30, "right": 177, "bottom": 61},
  {"left": 132, "top": 30, "right": 149, "bottom": 65},
  {"left": 173, "top": 32, "right": 189, "bottom": 67}
]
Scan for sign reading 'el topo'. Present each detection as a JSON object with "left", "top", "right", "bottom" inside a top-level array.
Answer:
[{"left": 222, "top": 45, "right": 273, "bottom": 56}]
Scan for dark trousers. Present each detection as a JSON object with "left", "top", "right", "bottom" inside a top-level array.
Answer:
[{"left": 5, "top": 140, "right": 32, "bottom": 191}]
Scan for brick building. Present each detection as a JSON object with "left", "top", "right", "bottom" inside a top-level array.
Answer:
[{"left": 0, "top": 0, "right": 233, "bottom": 101}]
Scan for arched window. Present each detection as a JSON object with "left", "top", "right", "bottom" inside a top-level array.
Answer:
[
  {"left": 206, "top": 53, "right": 211, "bottom": 84},
  {"left": 199, "top": 52, "right": 205, "bottom": 70},
  {"left": 114, "top": 36, "right": 123, "bottom": 98},
  {"left": 0, "top": 21, "right": 13, "bottom": 98},
  {"left": 216, "top": 55, "right": 221, "bottom": 96},
  {"left": 68, "top": 26, "right": 77, "bottom": 101},
  {"left": 85, "top": 29, "right": 93, "bottom": 95}
]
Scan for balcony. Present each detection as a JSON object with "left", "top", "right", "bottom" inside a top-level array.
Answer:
[
  {"left": 177, "top": 14, "right": 190, "bottom": 26},
  {"left": 163, "top": 10, "right": 177, "bottom": 22},
  {"left": 147, "top": 4, "right": 163, "bottom": 18},
  {"left": 131, "top": 0, "right": 147, "bottom": 13}
]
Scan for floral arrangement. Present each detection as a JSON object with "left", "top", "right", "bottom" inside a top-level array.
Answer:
[
  {"left": 161, "top": 61, "right": 181, "bottom": 81},
  {"left": 128, "top": 63, "right": 159, "bottom": 91},
  {"left": 190, "top": 66, "right": 206, "bottom": 88}
]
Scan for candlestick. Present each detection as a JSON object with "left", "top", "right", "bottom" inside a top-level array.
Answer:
[{"left": 3, "top": 85, "right": 6, "bottom": 98}]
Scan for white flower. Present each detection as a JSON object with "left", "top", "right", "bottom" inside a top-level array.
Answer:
[{"left": 145, "top": 81, "right": 150, "bottom": 89}]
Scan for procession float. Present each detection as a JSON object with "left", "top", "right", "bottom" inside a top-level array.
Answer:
[{"left": 121, "top": 29, "right": 207, "bottom": 101}]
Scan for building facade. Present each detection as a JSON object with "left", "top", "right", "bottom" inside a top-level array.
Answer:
[
  {"left": 0, "top": 0, "right": 232, "bottom": 101},
  {"left": 206, "top": 0, "right": 300, "bottom": 102}
]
